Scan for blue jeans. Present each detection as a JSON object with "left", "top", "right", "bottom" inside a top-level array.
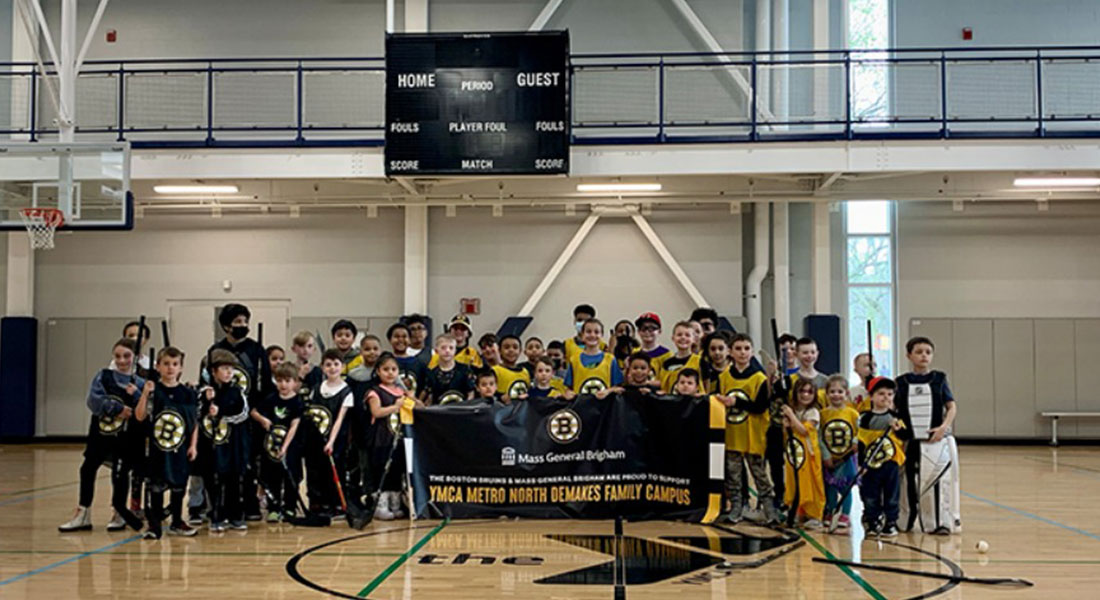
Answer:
[{"left": 860, "top": 461, "right": 899, "bottom": 526}]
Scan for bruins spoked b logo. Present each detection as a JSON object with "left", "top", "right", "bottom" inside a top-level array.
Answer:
[
  {"left": 579, "top": 378, "right": 607, "bottom": 395},
  {"left": 784, "top": 437, "right": 806, "bottom": 470},
  {"left": 201, "top": 415, "right": 229, "bottom": 445},
  {"left": 508, "top": 380, "right": 529, "bottom": 400},
  {"left": 388, "top": 412, "right": 401, "bottom": 435},
  {"left": 306, "top": 405, "right": 332, "bottom": 436},
  {"left": 264, "top": 425, "right": 288, "bottom": 461},
  {"left": 231, "top": 367, "right": 251, "bottom": 396},
  {"left": 438, "top": 390, "right": 465, "bottom": 405},
  {"left": 823, "top": 420, "right": 855, "bottom": 456},
  {"left": 868, "top": 437, "right": 898, "bottom": 469},
  {"left": 547, "top": 408, "right": 581, "bottom": 444},
  {"left": 97, "top": 396, "right": 127, "bottom": 435},
  {"left": 400, "top": 371, "right": 418, "bottom": 396},
  {"left": 725, "top": 390, "right": 751, "bottom": 425},
  {"left": 153, "top": 410, "right": 186, "bottom": 451}
]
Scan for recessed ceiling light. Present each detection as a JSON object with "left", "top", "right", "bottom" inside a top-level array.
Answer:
[
  {"left": 154, "top": 185, "right": 240, "bottom": 194},
  {"left": 1013, "top": 177, "right": 1100, "bottom": 188},
  {"left": 576, "top": 183, "right": 662, "bottom": 192}
]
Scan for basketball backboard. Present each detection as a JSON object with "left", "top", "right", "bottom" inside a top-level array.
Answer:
[{"left": 0, "top": 143, "right": 133, "bottom": 231}]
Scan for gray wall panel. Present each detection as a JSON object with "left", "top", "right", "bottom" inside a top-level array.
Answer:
[
  {"left": 992, "top": 320, "right": 1035, "bottom": 437},
  {"left": 1034, "top": 319, "right": 1078, "bottom": 437},
  {"left": 951, "top": 320, "right": 994, "bottom": 436}
]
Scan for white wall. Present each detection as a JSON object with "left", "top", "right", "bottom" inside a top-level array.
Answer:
[
  {"left": 898, "top": 200, "right": 1100, "bottom": 335},
  {"left": 895, "top": 0, "right": 1100, "bottom": 48},
  {"left": 427, "top": 205, "right": 743, "bottom": 342}
]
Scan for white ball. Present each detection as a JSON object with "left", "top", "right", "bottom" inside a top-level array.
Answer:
[{"left": 976, "top": 540, "right": 989, "bottom": 553}]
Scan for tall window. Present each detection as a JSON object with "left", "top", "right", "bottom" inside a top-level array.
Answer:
[
  {"left": 848, "top": 0, "right": 890, "bottom": 122},
  {"left": 845, "top": 201, "right": 895, "bottom": 381}
]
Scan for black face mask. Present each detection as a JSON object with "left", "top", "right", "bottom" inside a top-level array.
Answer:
[
  {"left": 230, "top": 325, "right": 249, "bottom": 339},
  {"left": 550, "top": 357, "right": 562, "bottom": 370}
]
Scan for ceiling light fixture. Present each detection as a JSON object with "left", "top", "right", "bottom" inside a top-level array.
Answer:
[{"left": 154, "top": 185, "right": 240, "bottom": 194}]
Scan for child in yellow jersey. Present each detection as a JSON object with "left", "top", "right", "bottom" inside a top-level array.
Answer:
[
  {"left": 781, "top": 378, "right": 826, "bottom": 529},
  {"left": 821, "top": 375, "right": 860, "bottom": 532},
  {"left": 563, "top": 319, "right": 623, "bottom": 399},
  {"left": 521, "top": 337, "right": 544, "bottom": 378},
  {"left": 493, "top": 334, "right": 532, "bottom": 401},
  {"left": 635, "top": 312, "right": 671, "bottom": 379},
  {"left": 857, "top": 377, "right": 908, "bottom": 538},
  {"left": 429, "top": 314, "right": 483, "bottom": 369},
  {"left": 714, "top": 333, "right": 778, "bottom": 525},
  {"left": 658, "top": 321, "right": 701, "bottom": 393},
  {"left": 563, "top": 304, "right": 607, "bottom": 363},
  {"left": 525, "top": 357, "right": 565, "bottom": 400},
  {"left": 791, "top": 337, "right": 828, "bottom": 408},
  {"left": 701, "top": 332, "right": 731, "bottom": 394},
  {"left": 673, "top": 369, "right": 702, "bottom": 396}
]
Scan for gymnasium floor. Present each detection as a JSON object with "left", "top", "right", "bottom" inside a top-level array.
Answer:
[{"left": 0, "top": 444, "right": 1096, "bottom": 599}]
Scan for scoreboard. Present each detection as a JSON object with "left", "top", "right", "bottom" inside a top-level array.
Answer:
[{"left": 385, "top": 31, "right": 570, "bottom": 176}]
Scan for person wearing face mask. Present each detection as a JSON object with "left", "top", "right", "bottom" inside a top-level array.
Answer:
[
  {"left": 197, "top": 303, "right": 269, "bottom": 523},
  {"left": 545, "top": 340, "right": 567, "bottom": 380},
  {"left": 563, "top": 304, "right": 607, "bottom": 364}
]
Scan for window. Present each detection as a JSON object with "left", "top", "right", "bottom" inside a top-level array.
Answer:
[
  {"left": 848, "top": 0, "right": 890, "bottom": 122},
  {"left": 845, "top": 201, "right": 895, "bottom": 382}
]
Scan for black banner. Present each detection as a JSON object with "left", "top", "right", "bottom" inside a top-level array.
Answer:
[
  {"left": 385, "top": 31, "right": 570, "bottom": 176},
  {"left": 408, "top": 393, "right": 725, "bottom": 521}
]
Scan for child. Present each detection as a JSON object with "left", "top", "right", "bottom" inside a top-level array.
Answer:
[
  {"left": 821, "top": 375, "right": 860, "bottom": 532},
  {"left": 200, "top": 349, "right": 252, "bottom": 532},
  {"left": 478, "top": 333, "right": 500, "bottom": 367},
  {"left": 429, "top": 314, "right": 483, "bottom": 369},
  {"left": 345, "top": 333, "right": 383, "bottom": 515},
  {"left": 404, "top": 314, "right": 433, "bottom": 363},
  {"left": 471, "top": 369, "right": 503, "bottom": 405},
  {"left": 635, "top": 312, "right": 671, "bottom": 377},
  {"left": 59, "top": 338, "right": 146, "bottom": 533},
  {"left": 673, "top": 368, "right": 702, "bottom": 396},
  {"left": 521, "top": 337, "right": 545, "bottom": 378},
  {"left": 622, "top": 353, "right": 656, "bottom": 395},
  {"left": 701, "top": 332, "right": 732, "bottom": 394},
  {"left": 690, "top": 308, "right": 719, "bottom": 336},
  {"left": 302, "top": 349, "right": 354, "bottom": 518},
  {"left": 714, "top": 333, "right": 776, "bottom": 525},
  {"left": 422, "top": 334, "right": 475, "bottom": 405},
  {"left": 894, "top": 337, "right": 960, "bottom": 534},
  {"left": 688, "top": 321, "right": 704, "bottom": 355},
  {"left": 331, "top": 320, "right": 360, "bottom": 374},
  {"left": 563, "top": 304, "right": 606, "bottom": 363},
  {"left": 563, "top": 319, "right": 624, "bottom": 399},
  {"left": 611, "top": 320, "right": 641, "bottom": 370},
  {"left": 251, "top": 362, "right": 303, "bottom": 523},
  {"left": 763, "top": 332, "right": 799, "bottom": 516},
  {"left": 858, "top": 377, "right": 907, "bottom": 538},
  {"left": 526, "top": 357, "right": 564, "bottom": 399},
  {"left": 546, "top": 340, "right": 567, "bottom": 380},
  {"left": 494, "top": 334, "right": 532, "bottom": 400},
  {"left": 792, "top": 337, "right": 828, "bottom": 408},
  {"left": 266, "top": 345, "right": 285, "bottom": 370},
  {"left": 347, "top": 334, "right": 383, "bottom": 385},
  {"left": 657, "top": 321, "right": 701, "bottom": 393},
  {"left": 365, "top": 353, "right": 422, "bottom": 519},
  {"left": 781, "top": 378, "right": 826, "bottom": 529},
  {"left": 388, "top": 323, "right": 427, "bottom": 396},
  {"left": 850, "top": 352, "right": 874, "bottom": 410},
  {"left": 135, "top": 347, "right": 199, "bottom": 539},
  {"left": 199, "top": 303, "right": 268, "bottom": 523}
]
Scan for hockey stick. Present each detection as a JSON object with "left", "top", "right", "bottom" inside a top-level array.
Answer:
[
  {"left": 351, "top": 426, "right": 405, "bottom": 531},
  {"left": 771, "top": 319, "right": 800, "bottom": 527},
  {"left": 866, "top": 319, "right": 874, "bottom": 384},
  {"left": 161, "top": 320, "right": 171, "bottom": 348},
  {"left": 827, "top": 425, "right": 894, "bottom": 533},
  {"left": 281, "top": 458, "right": 330, "bottom": 527},
  {"left": 810, "top": 557, "right": 1034, "bottom": 587},
  {"left": 327, "top": 454, "right": 369, "bottom": 528}
]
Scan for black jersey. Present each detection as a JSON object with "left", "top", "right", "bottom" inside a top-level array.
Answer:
[
  {"left": 147, "top": 383, "right": 198, "bottom": 488},
  {"left": 424, "top": 363, "right": 474, "bottom": 405},
  {"left": 256, "top": 392, "right": 304, "bottom": 462}
]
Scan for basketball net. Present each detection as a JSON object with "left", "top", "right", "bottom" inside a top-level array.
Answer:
[{"left": 19, "top": 207, "right": 65, "bottom": 250}]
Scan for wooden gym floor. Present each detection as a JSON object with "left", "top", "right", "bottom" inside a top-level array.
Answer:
[{"left": 0, "top": 444, "right": 1097, "bottom": 599}]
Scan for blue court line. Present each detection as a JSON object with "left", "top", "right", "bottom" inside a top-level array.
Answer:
[
  {"left": 0, "top": 488, "right": 72, "bottom": 508},
  {"left": 0, "top": 535, "right": 141, "bottom": 587},
  {"left": 962, "top": 491, "right": 1100, "bottom": 543}
]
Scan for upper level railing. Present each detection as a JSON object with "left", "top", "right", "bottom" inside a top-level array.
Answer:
[{"left": 3, "top": 45, "right": 1100, "bottom": 148}]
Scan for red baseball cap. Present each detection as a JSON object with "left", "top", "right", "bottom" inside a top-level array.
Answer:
[{"left": 635, "top": 312, "right": 662, "bottom": 328}]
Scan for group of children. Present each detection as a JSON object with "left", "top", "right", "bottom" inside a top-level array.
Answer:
[{"left": 58, "top": 302, "right": 958, "bottom": 540}]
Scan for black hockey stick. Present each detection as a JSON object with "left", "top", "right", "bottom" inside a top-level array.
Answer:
[
  {"left": 810, "top": 557, "right": 1034, "bottom": 587},
  {"left": 161, "top": 320, "right": 171, "bottom": 348},
  {"left": 351, "top": 426, "right": 405, "bottom": 531},
  {"left": 281, "top": 458, "right": 330, "bottom": 527},
  {"left": 866, "top": 319, "right": 874, "bottom": 384},
  {"left": 771, "top": 318, "right": 800, "bottom": 527}
]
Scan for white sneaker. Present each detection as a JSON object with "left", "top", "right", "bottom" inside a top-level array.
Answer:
[
  {"left": 373, "top": 493, "right": 394, "bottom": 521},
  {"left": 743, "top": 506, "right": 765, "bottom": 523},
  {"left": 58, "top": 507, "right": 93, "bottom": 532},
  {"left": 106, "top": 511, "right": 127, "bottom": 531},
  {"left": 802, "top": 519, "right": 824, "bottom": 531},
  {"left": 389, "top": 492, "right": 407, "bottom": 519}
]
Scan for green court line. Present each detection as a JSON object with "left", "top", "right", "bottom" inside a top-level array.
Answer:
[
  {"left": 357, "top": 519, "right": 449, "bottom": 598},
  {"left": 797, "top": 529, "right": 887, "bottom": 600}
]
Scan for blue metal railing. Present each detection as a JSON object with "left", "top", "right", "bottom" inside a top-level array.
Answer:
[{"left": 3, "top": 45, "right": 1100, "bottom": 147}]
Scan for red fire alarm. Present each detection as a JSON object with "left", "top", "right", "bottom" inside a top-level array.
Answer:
[
  {"left": 106, "top": 29, "right": 117, "bottom": 43},
  {"left": 460, "top": 298, "right": 480, "bottom": 315},
  {"left": 962, "top": 27, "right": 973, "bottom": 41}
]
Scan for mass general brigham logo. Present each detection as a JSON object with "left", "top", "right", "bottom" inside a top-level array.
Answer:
[
  {"left": 547, "top": 408, "right": 581, "bottom": 444},
  {"left": 501, "top": 446, "right": 516, "bottom": 466}
]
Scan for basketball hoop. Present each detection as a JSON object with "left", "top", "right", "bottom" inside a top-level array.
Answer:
[{"left": 19, "top": 207, "right": 65, "bottom": 250}]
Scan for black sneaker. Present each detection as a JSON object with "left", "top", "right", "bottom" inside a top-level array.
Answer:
[
  {"left": 187, "top": 511, "right": 206, "bottom": 526},
  {"left": 863, "top": 520, "right": 881, "bottom": 538},
  {"left": 880, "top": 523, "right": 899, "bottom": 538},
  {"left": 244, "top": 513, "right": 263, "bottom": 522},
  {"left": 168, "top": 522, "right": 198, "bottom": 537},
  {"left": 142, "top": 529, "right": 162, "bottom": 540}
]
